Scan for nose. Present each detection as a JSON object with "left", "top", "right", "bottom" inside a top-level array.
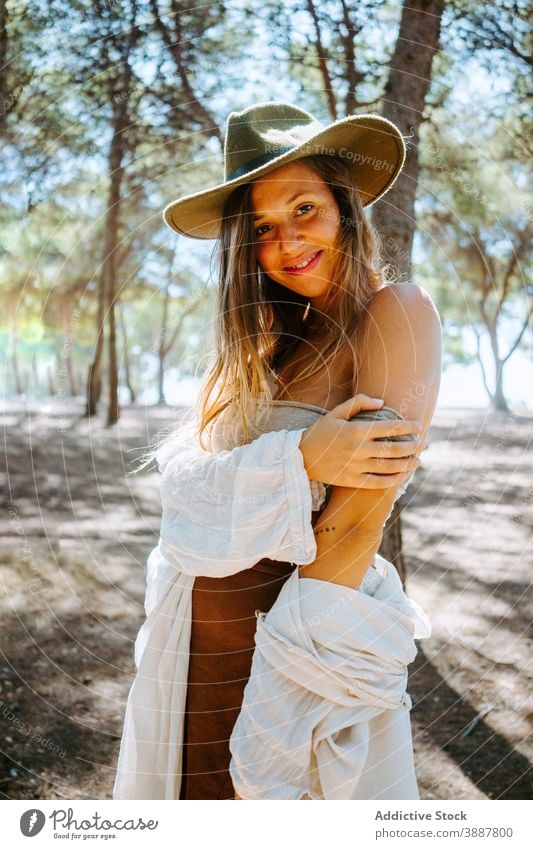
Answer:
[{"left": 278, "top": 221, "right": 305, "bottom": 261}]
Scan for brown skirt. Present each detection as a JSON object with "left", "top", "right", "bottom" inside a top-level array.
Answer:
[{"left": 178, "top": 556, "right": 296, "bottom": 800}]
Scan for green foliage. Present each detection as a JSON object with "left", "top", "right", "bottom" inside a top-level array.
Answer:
[
  {"left": 1, "top": 0, "right": 530, "bottom": 406},
  {"left": 416, "top": 102, "right": 531, "bottom": 385}
]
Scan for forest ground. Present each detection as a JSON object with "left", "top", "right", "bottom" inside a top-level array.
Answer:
[{"left": 0, "top": 399, "right": 531, "bottom": 800}]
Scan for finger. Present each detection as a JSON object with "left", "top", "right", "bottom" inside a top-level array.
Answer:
[
  {"left": 358, "top": 470, "right": 414, "bottom": 489},
  {"left": 368, "top": 439, "right": 428, "bottom": 458},
  {"left": 331, "top": 394, "right": 384, "bottom": 420},
  {"left": 364, "top": 419, "right": 423, "bottom": 439},
  {"left": 366, "top": 456, "right": 421, "bottom": 474}
]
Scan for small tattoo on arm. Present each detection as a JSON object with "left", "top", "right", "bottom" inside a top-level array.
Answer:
[{"left": 315, "top": 525, "right": 336, "bottom": 534}]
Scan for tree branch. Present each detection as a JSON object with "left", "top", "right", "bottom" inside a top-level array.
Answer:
[
  {"left": 305, "top": 0, "right": 337, "bottom": 120},
  {"left": 496, "top": 225, "right": 532, "bottom": 318},
  {"left": 502, "top": 302, "right": 533, "bottom": 364},
  {"left": 472, "top": 324, "right": 492, "bottom": 400},
  {"left": 149, "top": 0, "right": 222, "bottom": 145},
  {"left": 338, "top": 0, "right": 366, "bottom": 115},
  {"left": 161, "top": 297, "right": 202, "bottom": 358}
]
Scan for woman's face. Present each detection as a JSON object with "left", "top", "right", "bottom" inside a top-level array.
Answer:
[{"left": 250, "top": 161, "right": 342, "bottom": 314}]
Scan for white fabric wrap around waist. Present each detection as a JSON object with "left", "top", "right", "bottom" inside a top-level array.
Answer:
[{"left": 229, "top": 554, "right": 431, "bottom": 800}]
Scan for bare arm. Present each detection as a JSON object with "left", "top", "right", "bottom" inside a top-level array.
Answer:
[{"left": 299, "top": 282, "right": 442, "bottom": 588}]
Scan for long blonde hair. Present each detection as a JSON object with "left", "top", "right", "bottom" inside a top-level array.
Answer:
[
  {"left": 195, "top": 153, "right": 392, "bottom": 450},
  {"left": 132, "top": 152, "right": 394, "bottom": 473}
]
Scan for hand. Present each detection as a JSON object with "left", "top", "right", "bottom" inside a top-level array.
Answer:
[{"left": 298, "top": 394, "right": 426, "bottom": 489}]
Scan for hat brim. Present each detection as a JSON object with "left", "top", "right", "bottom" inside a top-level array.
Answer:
[{"left": 163, "top": 114, "right": 406, "bottom": 240}]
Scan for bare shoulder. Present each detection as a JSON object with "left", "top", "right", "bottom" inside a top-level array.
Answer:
[
  {"left": 354, "top": 282, "right": 442, "bottom": 433},
  {"left": 357, "top": 282, "right": 442, "bottom": 360},
  {"left": 363, "top": 281, "right": 441, "bottom": 326}
]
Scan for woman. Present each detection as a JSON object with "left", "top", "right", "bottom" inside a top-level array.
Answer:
[{"left": 113, "top": 101, "right": 442, "bottom": 801}]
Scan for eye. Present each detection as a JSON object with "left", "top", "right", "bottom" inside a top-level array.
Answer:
[
  {"left": 296, "top": 203, "right": 314, "bottom": 215},
  {"left": 254, "top": 203, "right": 314, "bottom": 238}
]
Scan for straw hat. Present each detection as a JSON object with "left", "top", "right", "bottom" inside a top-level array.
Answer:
[{"left": 163, "top": 100, "right": 406, "bottom": 240}]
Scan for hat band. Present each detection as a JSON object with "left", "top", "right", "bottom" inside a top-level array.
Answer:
[{"left": 226, "top": 146, "right": 295, "bottom": 182}]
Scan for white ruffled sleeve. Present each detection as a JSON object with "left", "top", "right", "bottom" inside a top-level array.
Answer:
[
  {"left": 156, "top": 425, "right": 319, "bottom": 579},
  {"left": 113, "top": 422, "right": 320, "bottom": 801}
]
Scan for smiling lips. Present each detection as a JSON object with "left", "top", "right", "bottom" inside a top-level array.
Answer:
[{"left": 284, "top": 250, "right": 323, "bottom": 273}]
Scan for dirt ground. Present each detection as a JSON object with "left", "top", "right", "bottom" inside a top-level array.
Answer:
[{"left": 0, "top": 399, "right": 531, "bottom": 800}]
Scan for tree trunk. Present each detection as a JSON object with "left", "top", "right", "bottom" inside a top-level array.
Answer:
[
  {"left": 104, "top": 135, "right": 124, "bottom": 428},
  {"left": 484, "top": 318, "right": 511, "bottom": 413},
  {"left": 371, "top": 0, "right": 446, "bottom": 282},
  {"left": 86, "top": 30, "right": 134, "bottom": 421},
  {"left": 157, "top": 350, "right": 166, "bottom": 405},
  {"left": 0, "top": 0, "right": 7, "bottom": 113},
  {"left": 67, "top": 355, "right": 79, "bottom": 397},
  {"left": 372, "top": 0, "right": 446, "bottom": 587},
  {"left": 157, "top": 276, "right": 171, "bottom": 405},
  {"left": 107, "top": 296, "right": 120, "bottom": 425},
  {"left": 31, "top": 351, "right": 39, "bottom": 393},
  {"left": 105, "top": 72, "right": 132, "bottom": 425},
  {"left": 64, "top": 307, "right": 80, "bottom": 397},
  {"left": 86, "top": 270, "right": 105, "bottom": 416},
  {"left": 490, "top": 362, "right": 510, "bottom": 413},
  {"left": 11, "top": 328, "right": 23, "bottom": 395},
  {"left": 47, "top": 363, "right": 56, "bottom": 397},
  {"left": 378, "top": 500, "right": 405, "bottom": 576},
  {"left": 119, "top": 304, "right": 136, "bottom": 403},
  {"left": 157, "top": 295, "right": 202, "bottom": 406}
]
